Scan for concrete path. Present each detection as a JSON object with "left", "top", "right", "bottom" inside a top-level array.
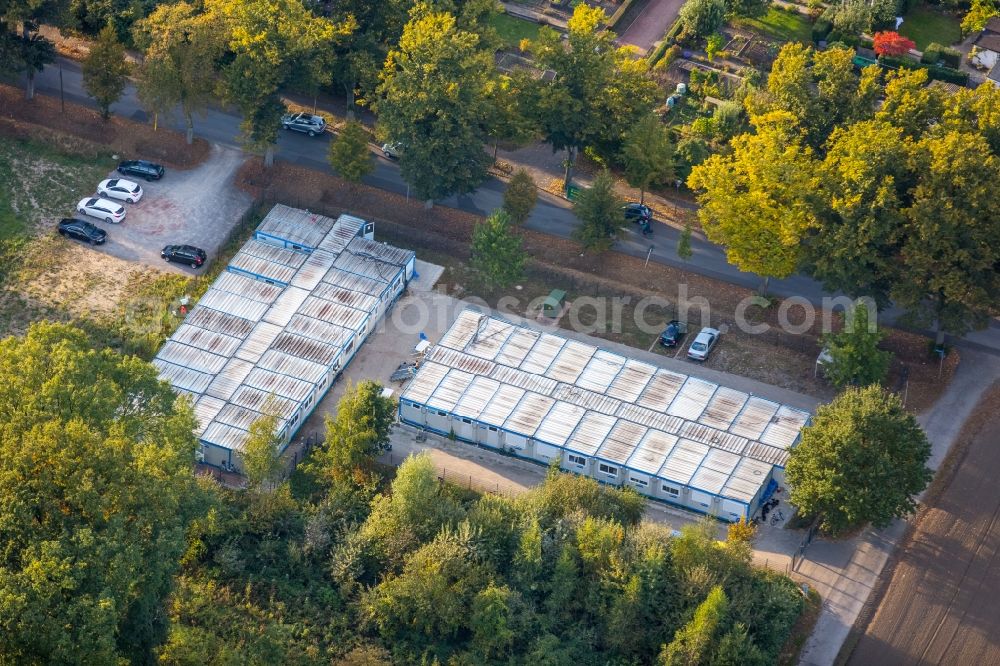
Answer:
[
  {"left": 795, "top": 350, "right": 1000, "bottom": 666},
  {"left": 617, "top": 0, "right": 684, "bottom": 52}
]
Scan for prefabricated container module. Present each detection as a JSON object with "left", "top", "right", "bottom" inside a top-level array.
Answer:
[
  {"left": 399, "top": 309, "right": 812, "bottom": 522},
  {"left": 153, "top": 204, "right": 416, "bottom": 473}
]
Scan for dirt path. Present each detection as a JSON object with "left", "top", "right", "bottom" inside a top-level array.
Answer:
[
  {"left": 617, "top": 0, "right": 685, "bottom": 52},
  {"left": 847, "top": 384, "right": 1000, "bottom": 666}
]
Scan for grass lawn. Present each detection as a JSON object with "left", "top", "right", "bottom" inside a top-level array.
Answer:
[
  {"left": 490, "top": 13, "right": 542, "bottom": 50},
  {"left": 899, "top": 4, "right": 962, "bottom": 49},
  {"left": 734, "top": 7, "right": 813, "bottom": 44}
]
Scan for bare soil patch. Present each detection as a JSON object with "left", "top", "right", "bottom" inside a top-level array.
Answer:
[
  {"left": 0, "top": 84, "right": 210, "bottom": 168},
  {"left": 845, "top": 384, "right": 1000, "bottom": 666}
]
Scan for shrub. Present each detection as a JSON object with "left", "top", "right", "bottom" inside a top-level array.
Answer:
[
  {"left": 940, "top": 46, "right": 962, "bottom": 68},
  {"left": 879, "top": 55, "right": 970, "bottom": 84},
  {"left": 811, "top": 17, "right": 833, "bottom": 43},
  {"left": 873, "top": 30, "right": 915, "bottom": 57},
  {"left": 678, "top": 0, "right": 727, "bottom": 41},
  {"left": 921, "top": 42, "right": 943, "bottom": 64}
]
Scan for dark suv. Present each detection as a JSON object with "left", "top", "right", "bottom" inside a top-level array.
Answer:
[
  {"left": 162, "top": 244, "right": 207, "bottom": 268},
  {"left": 118, "top": 160, "right": 165, "bottom": 181},
  {"left": 623, "top": 203, "right": 652, "bottom": 222},
  {"left": 281, "top": 113, "right": 326, "bottom": 136},
  {"left": 58, "top": 218, "right": 107, "bottom": 245}
]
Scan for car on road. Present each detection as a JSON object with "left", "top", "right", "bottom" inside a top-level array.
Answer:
[
  {"left": 57, "top": 218, "right": 107, "bottom": 245},
  {"left": 117, "top": 160, "right": 164, "bottom": 181},
  {"left": 381, "top": 142, "right": 402, "bottom": 159},
  {"left": 687, "top": 327, "right": 720, "bottom": 361},
  {"left": 161, "top": 244, "right": 207, "bottom": 268},
  {"left": 281, "top": 112, "right": 326, "bottom": 136},
  {"left": 623, "top": 203, "right": 652, "bottom": 222},
  {"left": 77, "top": 197, "right": 126, "bottom": 223},
  {"left": 659, "top": 320, "right": 688, "bottom": 347},
  {"left": 97, "top": 178, "right": 143, "bottom": 203}
]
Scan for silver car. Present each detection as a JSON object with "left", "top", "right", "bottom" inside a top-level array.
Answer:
[
  {"left": 281, "top": 112, "right": 326, "bottom": 136},
  {"left": 687, "top": 327, "right": 720, "bottom": 361},
  {"left": 77, "top": 197, "right": 126, "bottom": 224},
  {"left": 97, "top": 178, "right": 143, "bottom": 203}
]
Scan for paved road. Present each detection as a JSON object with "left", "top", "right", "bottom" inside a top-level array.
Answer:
[
  {"left": 29, "top": 58, "right": 1000, "bottom": 355},
  {"left": 617, "top": 0, "right": 685, "bottom": 52}
]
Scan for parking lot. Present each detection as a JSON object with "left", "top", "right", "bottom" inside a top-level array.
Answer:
[{"left": 77, "top": 144, "right": 251, "bottom": 272}]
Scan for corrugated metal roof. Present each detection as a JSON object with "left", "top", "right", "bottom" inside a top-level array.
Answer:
[
  {"left": 660, "top": 439, "right": 710, "bottom": 485},
  {"left": 597, "top": 420, "right": 648, "bottom": 465},
  {"left": 606, "top": 359, "right": 657, "bottom": 402},
  {"left": 533, "top": 401, "right": 587, "bottom": 447},
  {"left": 575, "top": 350, "right": 626, "bottom": 394},
  {"left": 490, "top": 364, "right": 558, "bottom": 397},
  {"left": 424, "top": 346, "right": 497, "bottom": 377},
  {"left": 760, "top": 405, "right": 810, "bottom": 449},
  {"left": 494, "top": 326, "right": 540, "bottom": 368},
  {"left": 311, "top": 282, "right": 379, "bottom": 314},
  {"left": 627, "top": 430, "right": 678, "bottom": 475},
  {"left": 153, "top": 359, "right": 213, "bottom": 394},
  {"left": 284, "top": 314, "right": 353, "bottom": 349},
  {"left": 565, "top": 411, "right": 618, "bottom": 456},
  {"left": 228, "top": 385, "right": 298, "bottom": 420},
  {"left": 334, "top": 251, "right": 401, "bottom": 285},
  {"left": 616, "top": 402, "right": 684, "bottom": 434},
  {"left": 426, "top": 369, "right": 475, "bottom": 413},
  {"left": 255, "top": 203, "right": 337, "bottom": 249},
  {"left": 243, "top": 367, "right": 316, "bottom": 403},
  {"left": 477, "top": 383, "right": 527, "bottom": 427},
  {"left": 723, "top": 457, "right": 772, "bottom": 503},
  {"left": 270, "top": 332, "right": 341, "bottom": 367},
  {"left": 678, "top": 421, "right": 748, "bottom": 456},
  {"left": 298, "top": 295, "right": 369, "bottom": 333},
  {"left": 234, "top": 322, "right": 284, "bottom": 364},
  {"left": 193, "top": 395, "right": 225, "bottom": 436},
  {"left": 638, "top": 369, "right": 687, "bottom": 411},
  {"left": 690, "top": 449, "right": 740, "bottom": 496},
  {"left": 197, "top": 290, "right": 270, "bottom": 323},
  {"left": 730, "top": 397, "right": 780, "bottom": 440},
  {"left": 465, "top": 318, "right": 514, "bottom": 360},
  {"left": 290, "top": 250, "right": 338, "bottom": 291},
  {"left": 321, "top": 267, "right": 387, "bottom": 297},
  {"left": 544, "top": 339, "right": 596, "bottom": 384},
  {"left": 170, "top": 324, "right": 243, "bottom": 358},
  {"left": 699, "top": 386, "right": 749, "bottom": 430},
  {"left": 553, "top": 382, "right": 623, "bottom": 415},
  {"left": 504, "top": 392, "right": 556, "bottom": 436},
  {"left": 185, "top": 306, "right": 256, "bottom": 339},
  {"left": 263, "top": 287, "right": 312, "bottom": 328},
  {"left": 213, "top": 271, "right": 283, "bottom": 304},
  {"left": 666, "top": 377, "right": 717, "bottom": 420},
  {"left": 519, "top": 333, "right": 566, "bottom": 375},
  {"left": 347, "top": 236, "right": 415, "bottom": 268},
  {"left": 401, "top": 362, "right": 450, "bottom": 404},
  {"left": 438, "top": 309, "right": 482, "bottom": 351},
  {"left": 205, "top": 358, "right": 254, "bottom": 401},
  {"left": 451, "top": 376, "right": 501, "bottom": 420},
  {"left": 257, "top": 349, "right": 328, "bottom": 387},
  {"left": 158, "top": 340, "right": 228, "bottom": 375},
  {"left": 202, "top": 421, "right": 250, "bottom": 452},
  {"left": 744, "top": 441, "right": 789, "bottom": 467}
]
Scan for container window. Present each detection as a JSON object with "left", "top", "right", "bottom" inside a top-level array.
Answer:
[
  {"left": 629, "top": 476, "right": 648, "bottom": 488},
  {"left": 662, "top": 484, "right": 680, "bottom": 497},
  {"left": 567, "top": 454, "right": 586, "bottom": 467},
  {"left": 598, "top": 463, "right": 618, "bottom": 478}
]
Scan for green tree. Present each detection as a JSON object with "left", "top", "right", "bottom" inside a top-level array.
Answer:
[
  {"left": 710, "top": 623, "right": 768, "bottom": 666},
  {"left": 207, "top": 0, "right": 352, "bottom": 166},
  {"left": 677, "top": 222, "right": 693, "bottom": 260},
  {"left": 0, "top": 323, "right": 203, "bottom": 663},
  {"left": 241, "top": 412, "right": 283, "bottom": 491},
  {"left": 820, "top": 301, "right": 892, "bottom": 388},
  {"left": 503, "top": 168, "right": 538, "bottom": 224},
  {"left": 314, "top": 380, "right": 396, "bottom": 484},
  {"left": 376, "top": 7, "right": 495, "bottom": 203},
  {"left": 875, "top": 68, "right": 945, "bottom": 139},
  {"left": 133, "top": 2, "right": 222, "bottom": 143},
  {"left": 82, "top": 25, "right": 130, "bottom": 119},
  {"left": 573, "top": 169, "right": 623, "bottom": 251},
  {"left": 962, "top": 0, "right": 1000, "bottom": 33},
  {"left": 678, "top": 0, "right": 727, "bottom": 40},
  {"left": 895, "top": 131, "right": 1000, "bottom": 343},
  {"left": 675, "top": 136, "right": 710, "bottom": 181},
  {"left": 530, "top": 4, "right": 657, "bottom": 185},
  {"left": 725, "top": 0, "right": 770, "bottom": 19},
  {"left": 659, "top": 586, "right": 729, "bottom": 666},
  {"left": 807, "top": 120, "right": 911, "bottom": 308},
  {"left": 1, "top": 0, "right": 64, "bottom": 99},
  {"left": 621, "top": 113, "right": 674, "bottom": 203},
  {"left": 470, "top": 209, "right": 527, "bottom": 291},
  {"left": 329, "top": 120, "right": 375, "bottom": 184},
  {"left": 786, "top": 385, "right": 933, "bottom": 536},
  {"left": 688, "top": 112, "right": 818, "bottom": 290}
]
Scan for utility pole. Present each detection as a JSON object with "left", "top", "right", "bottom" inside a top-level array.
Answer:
[{"left": 59, "top": 62, "right": 65, "bottom": 113}]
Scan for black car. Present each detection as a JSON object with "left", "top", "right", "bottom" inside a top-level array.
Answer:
[
  {"left": 623, "top": 203, "right": 652, "bottom": 222},
  {"left": 58, "top": 218, "right": 107, "bottom": 245},
  {"left": 162, "top": 244, "right": 207, "bottom": 268},
  {"left": 659, "top": 320, "right": 688, "bottom": 347},
  {"left": 117, "top": 160, "right": 165, "bottom": 181}
]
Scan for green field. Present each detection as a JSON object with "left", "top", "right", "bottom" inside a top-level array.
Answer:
[
  {"left": 735, "top": 7, "right": 813, "bottom": 44},
  {"left": 489, "top": 12, "right": 543, "bottom": 49},
  {"left": 899, "top": 5, "right": 962, "bottom": 49}
]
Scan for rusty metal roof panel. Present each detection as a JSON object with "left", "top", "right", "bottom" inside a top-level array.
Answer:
[
  {"left": 400, "top": 362, "right": 450, "bottom": 404},
  {"left": 234, "top": 322, "right": 284, "bottom": 364},
  {"left": 212, "top": 270, "right": 283, "bottom": 304},
  {"left": 204, "top": 358, "right": 255, "bottom": 401},
  {"left": 564, "top": 411, "right": 617, "bottom": 456},
  {"left": 290, "top": 249, "right": 338, "bottom": 291},
  {"left": 760, "top": 405, "right": 811, "bottom": 449},
  {"left": 699, "top": 387, "right": 749, "bottom": 431},
  {"left": 730, "top": 397, "right": 781, "bottom": 440},
  {"left": 197, "top": 289, "right": 270, "bottom": 323},
  {"left": 255, "top": 204, "right": 337, "bottom": 250},
  {"left": 311, "top": 282, "right": 380, "bottom": 315},
  {"left": 243, "top": 367, "right": 316, "bottom": 403},
  {"left": 533, "top": 401, "right": 587, "bottom": 447},
  {"left": 544, "top": 339, "right": 596, "bottom": 384},
  {"left": 320, "top": 267, "right": 388, "bottom": 297},
  {"left": 606, "top": 359, "right": 657, "bottom": 402},
  {"left": 476, "top": 383, "right": 526, "bottom": 428},
  {"left": 490, "top": 364, "right": 558, "bottom": 396},
  {"left": 170, "top": 323, "right": 243, "bottom": 359},
  {"left": 424, "top": 346, "right": 496, "bottom": 376},
  {"left": 638, "top": 369, "right": 687, "bottom": 411},
  {"left": 503, "top": 391, "right": 556, "bottom": 437},
  {"left": 616, "top": 402, "right": 685, "bottom": 434},
  {"left": 519, "top": 333, "right": 566, "bottom": 375},
  {"left": 347, "top": 236, "right": 415, "bottom": 268},
  {"left": 597, "top": 420, "right": 648, "bottom": 465},
  {"left": 666, "top": 377, "right": 718, "bottom": 421},
  {"left": 256, "top": 349, "right": 329, "bottom": 386},
  {"left": 494, "top": 326, "right": 541, "bottom": 368},
  {"left": 575, "top": 350, "right": 626, "bottom": 394},
  {"left": 627, "top": 430, "right": 678, "bottom": 475},
  {"left": 184, "top": 306, "right": 256, "bottom": 339}
]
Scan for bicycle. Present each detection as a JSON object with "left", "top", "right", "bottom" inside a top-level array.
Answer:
[{"left": 770, "top": 509, "right": 785, "bottom": 526}]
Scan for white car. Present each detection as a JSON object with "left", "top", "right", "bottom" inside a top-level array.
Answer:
[
  {"left": 97, "top": 178, "right": 143, "bottom": 203},
  {"left": 77, "top": 197, "right": 126, "bottom": 224},
  {"left": 381, "top": 142, "right": 402, "bottom": 159},
  {"left": 687, "top": 327, "right": 720, "bottom": 361}
]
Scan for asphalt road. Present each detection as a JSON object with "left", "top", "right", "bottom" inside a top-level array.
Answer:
[{"left": 29, "top": 58, "right": 1000, "bottom": 355}]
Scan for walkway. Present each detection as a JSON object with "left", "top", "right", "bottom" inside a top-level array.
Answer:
[
  {"left": 794, "top": 350, "right": 1000, "bottom": 666},
  {"left": 617, "top": 0, "right": 684, "bottom": 53}
]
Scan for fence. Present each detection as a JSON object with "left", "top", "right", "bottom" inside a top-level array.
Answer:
[
  {"left": 790, "top": 517, "right": 822, "bottom": 572},
  {"left": 380, "top": 451, "right": 526, "bottom": 498}
]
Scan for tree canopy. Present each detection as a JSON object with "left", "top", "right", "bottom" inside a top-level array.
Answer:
[
  {"left": 82, "top": 25, "right": 130, "bottom": 119},
  {"left": 573, "top": 169, "right": 623, "bottom": 251},
  {"left": 470, "top": 209, "right": 528, "bottom": 291},
  {"left": 820, "top": 301, "right": 892, "bottom": 388},
  {"left": 0, "top": 323, "right": 203, "bottom": 663},
  {"left": 786, "top": 385, "right": 932, "bottom": 536}
]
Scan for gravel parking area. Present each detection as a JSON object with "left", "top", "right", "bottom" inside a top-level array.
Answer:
[{"left": 82, "top": 144, "right": 250, "bottom": 273}]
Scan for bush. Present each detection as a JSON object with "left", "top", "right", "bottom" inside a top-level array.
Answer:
[
  {"left": 940, "top": 46, "right": 962, "bottom": 68},
  {"left": 678, "top": 0, "right": 727, "bottom": 41},
  {"left": 879, "top": 55, "right": 970, "bottom": 84},
  {"left": 812, "top": 17, "right": 833, "bottom": 42},
  {"left": 921, "top": 42, "right": 943, "bottom": 64}
]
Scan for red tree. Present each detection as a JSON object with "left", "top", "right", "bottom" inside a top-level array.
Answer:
[{"left": 873, "top": 31, "right": 916, "bottom": 57}]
